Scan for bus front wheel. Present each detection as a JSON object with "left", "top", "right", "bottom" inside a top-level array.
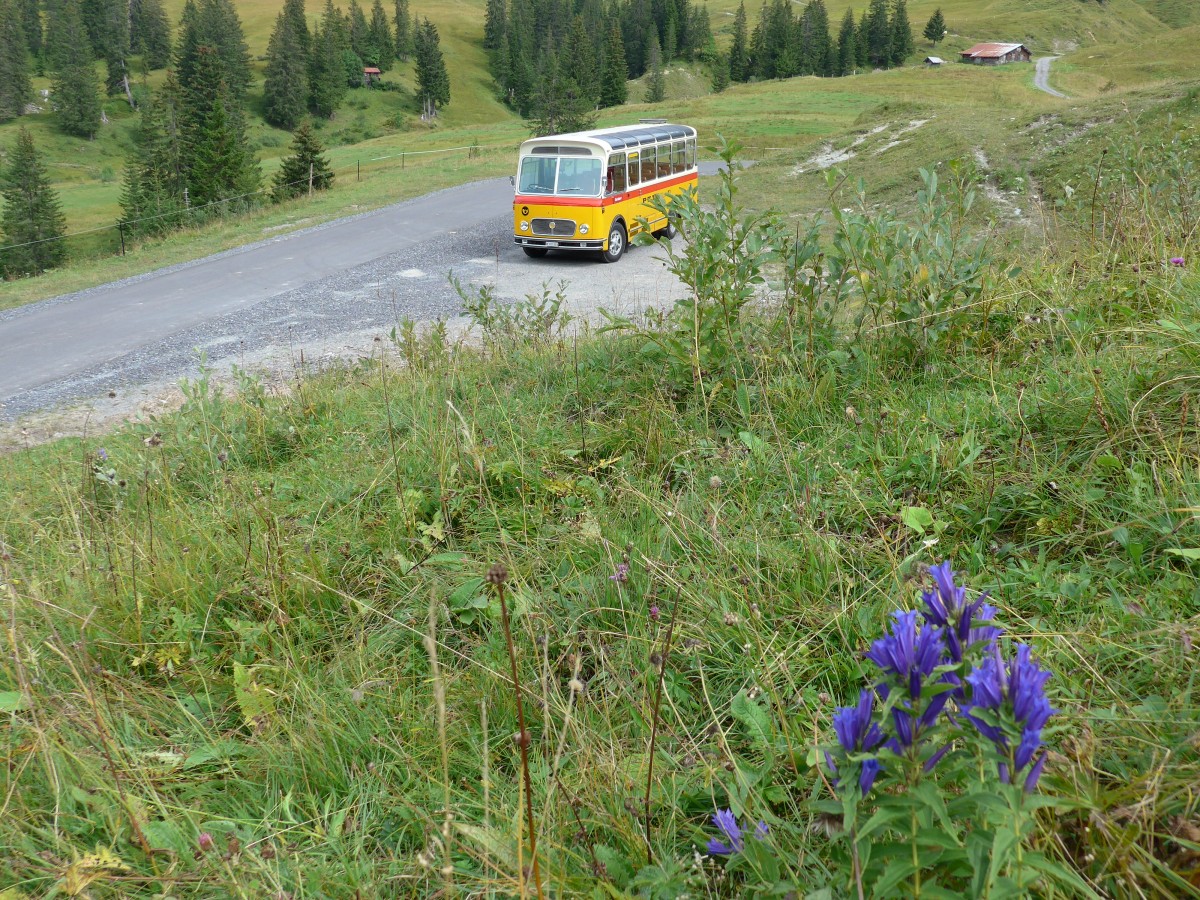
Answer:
[
  {"left": 523, "top": 246, "right": 548, "bottom": 258},
  {"left": 602, "top": 223, "right": 626, "bottom": 263}
]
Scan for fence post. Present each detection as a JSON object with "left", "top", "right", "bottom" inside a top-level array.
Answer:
[
  {"left": 357, "top": 160, "right": 361, "bottom": 182},
  {"left": 309, "top": 162, "right": 314, "bottom": 198},
  {"left": 402, "top": 152, "right": 405, "bottom": 170},
  {"left": 118, "top": 222, "right": 126, "bottom": 256}
]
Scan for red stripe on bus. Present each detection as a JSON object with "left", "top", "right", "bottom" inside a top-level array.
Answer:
[{"left": 514, "top": 171, "right": 698, "bottom": 208}]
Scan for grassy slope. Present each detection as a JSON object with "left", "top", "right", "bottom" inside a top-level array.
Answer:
[{"left": 1, "top": 90, "right": 1198, "bottom": 894}]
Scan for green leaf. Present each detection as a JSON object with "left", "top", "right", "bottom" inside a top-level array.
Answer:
[
  {"left": 901, "top": 506, "right": 935, "bottom": 535},
  {"left": 730, "top": 690, "right": 773, "bottom": 748},
  {"left": 1166, "top": 548, "right": 1200, "bottom": 561},
  {"left": 0, "top": 691, "right": 26, "bottom": 712}
]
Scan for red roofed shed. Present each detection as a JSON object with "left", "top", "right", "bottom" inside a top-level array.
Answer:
[{"left": 960, "top": 43, "right": 1032, "bottom": 65}]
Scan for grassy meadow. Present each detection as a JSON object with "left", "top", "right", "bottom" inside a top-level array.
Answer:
[{"left": 2, "top": 82, "right": 1200, "bottom": 895}]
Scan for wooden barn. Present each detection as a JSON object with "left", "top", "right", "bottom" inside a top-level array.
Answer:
[{"left": 960, "top": 43, "right": 1032, "bottom": 65}]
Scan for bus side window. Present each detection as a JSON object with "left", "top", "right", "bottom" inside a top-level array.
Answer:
[
  {"left": 658, "top": 144, "right": 671, "bottom": 179},
  {"left": 607, "top": 153, "right": 626, "bottom": 194},
  {"left": 686, "top": 138, "right": 696, "bottom": 169},
  {"left": 628, "top": 152, "right": 641, "bottom": 187},
  {"left": 672, "top": 141, "right": 685, "bottom": 174},
  {"left": 641, "top": 146, "right": 656, "bottom": 183}
]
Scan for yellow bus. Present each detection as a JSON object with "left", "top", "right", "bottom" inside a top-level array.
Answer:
[{"left": 513, "top": 122, "right": 698, "bottom": 263}]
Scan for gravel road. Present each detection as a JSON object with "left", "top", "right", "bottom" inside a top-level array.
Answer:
[
  {"left": 1034, "top": 57, "right": 1068, "bottom": 99},
  {"left": 0, "top": 177, "right": 695, "bottom": 445}
]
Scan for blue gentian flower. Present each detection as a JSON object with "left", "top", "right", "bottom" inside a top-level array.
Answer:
[
  {"left": 831, "top": 689, "right": 886, "bottom": 793},
  {"left": 706, "top": 808, "right": 768, "bottom": 855},
  {"left": 866, "top": 611, "right": 950, "bottom": 749},
  {"left": 922, "top": 561, "right": 1002, "bottom": 665},
  {"left": 965, "top": 644, "right": 1057, "bottom": 791}
]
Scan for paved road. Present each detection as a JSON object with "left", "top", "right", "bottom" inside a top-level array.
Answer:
[
  {"left": 1034, "top": 57, "right": 1068, "bottom": 99},
  {"left": 0, "top": 162, "right": 733, "bottom": 423}
]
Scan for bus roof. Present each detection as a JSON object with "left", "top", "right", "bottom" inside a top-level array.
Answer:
[{"left": 519, "top": 123, "right": 696, "bottom": 154}]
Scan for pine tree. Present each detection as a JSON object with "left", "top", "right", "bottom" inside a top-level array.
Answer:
[
  {"left": 309, "top": 0, "right": 349, "bottom": 116},
  {"left": 347, "top": 0, "right": 369, "bottom": 62},
  {"left": 272, "top": 120, "right": 333, "bottom": 200},
  {"left": 0, "top": 0, "right": 33, "bottom": 121},
  {"left": 798, "top": 0, "right": 831, "bottom": 76},
  {"left": 643, "top": 32, "right": 665, "bottom": 101},
  {"left": 189, "top": 91, "right": 259, "bottom": 207},
  {"left": 688, "top": 3, "right": 712, "bottom": 60},
  {"left": 728, "top": 1, "right": 748, "bottom": 82},
  {"left": 120, "top": 87, "right": 186, "bottom": 235},
  {"left": 923, "top": 7, "right": 945, "bottom": 45},
  {"left": 99, "top": 0, "right": 133, "bottom": 102},
  {"left": 747, "top": 3, "right": 767, "bottom": 78},
  {"left": 263, "top": 9, "right": 308, "bottom": 129},
  {"left": 598, "top": 20, "right": 626, "bottom": 107},
  {"left": 393, "top": 0, "right": 410, "bottom": 60},
  {"left": 174, "top": 0, "right": 203, "bottom": 90},
  {"left": 283, "top": 0, "right": 310, "bottom": 56},
  {"left": 1, "top": 127, "right": 67, "bottom": 275},
  {"left": 482, "top": 0, "right": 504, "bottom": 51},
  {"left": 19, "top": 0, "right": 41, "bottom": 63},
  {"left": 368, "top": 0, "right": 394, "bottom": 71},
  {"left": 528, "top": 52, "right": 595, "bottom": 136},
  {"left": 47, "top": 0, "right": 102, "bottom": 137},
  {"left": 564, "top": 16, "right": 597, "bottom": 105},
  {"left": 198, "top": 0, "right": 253, "bottom": 100},
  {"left": 132, "top": 0, "right": 173, "bottom": 69},
  {"left": 888, "top": 0, "right": 913, "bottom": 66},
  {"left": 855, "top": 10, "right": 869, "bottom": 67},
  {"left": 863, "top": 0, "right": 889, "bottom": 68},
  {"left": 710, "top": 51, "right": 729, "bottom": 91},
  {"left": 413, "top": 17, "right": 448, "bottom": 117},
  {"left": 835, "top": 7, "right": 856, "bottom": 76}
]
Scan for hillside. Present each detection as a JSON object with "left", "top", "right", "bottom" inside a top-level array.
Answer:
[{"left": 1, "top": 0, "right": 1196, "bottom": 287}]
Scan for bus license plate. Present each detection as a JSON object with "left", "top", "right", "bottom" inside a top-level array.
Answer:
[{"left": 545, "top": 241, "right": 558, "bottom": 247}]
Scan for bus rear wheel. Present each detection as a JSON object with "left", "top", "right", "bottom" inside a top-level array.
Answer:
[
  {"left": 602, "top": 223, "right": 626, "bottom": 263},
  {"left": 523, "top": 246, "right": 548, "bottom": 258},
  {"left": 655, "top": 218, "right": 677, "bottom": 240}
]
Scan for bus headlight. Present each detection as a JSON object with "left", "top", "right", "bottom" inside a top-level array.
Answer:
[
  {"left": 579, "top": 224, "right": 589, "bottom": 235},
  {"left": 519, "top": 221, "right": 529, "bottom": 232}
]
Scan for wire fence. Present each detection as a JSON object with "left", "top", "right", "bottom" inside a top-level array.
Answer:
[{"left": 0, "top": 138, "right": 522, "bottom": 267}]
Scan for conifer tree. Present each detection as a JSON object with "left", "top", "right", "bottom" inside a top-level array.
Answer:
[
  {"left": 798, "top": 0, "right": 831, "bottom": 76},
  {"left": 197, "top": 0, "right": 253, "bottom": 99},
  {"left": 272, "top": 120, "right": 333, "bottom": 200},
  {"left": 836, "top": 7, "right": 856, "bottom": 75},
  {"left": 688, "top": 3, "right": 712, "bottom": 60},
  {"left": 19, "top": 0, "right": 41, "bottom": 63},
  {"left": 174, "top": 0, "right": 203, "bottom": 90},
  {"left": 47, "top": 0, "right": 102, "bottom": 137},
  {"left": 133, "top": 0, "right": 173, "bottom": 69},
  {"left": 263, "top": 8, "right": 308, "bottom": 129},
  {"left": 413, "top": 17, "right": 448, "bottom": 117},
  {"left": 747, "top": 3, "right": 767, "bottom": 78},
  {"left": 189, "top": 91, "right": 259, "bottom": 207},
  {"left": 482, "top": 0, "right": 504, "bottom": 50},
  {"left": 710, "top": 51, "right": 729, "bottom": 91},
  {"left": 923, "top": 7, "right": 945, "bottom": 45},
  {"left": 368, "top": 0, "right": 393, "bottom": 71},
  {"left": 1, "top": 127, "right": 67, "bottom": 275},
  {"left": 564, "top": 16, "right": 597, "bottom": 105},
  {"left": 863, "top": 0, "right": 889, "bottom": 67},
  {"left": 120, "top": 87, "right": 186, "bottom": 235},
  {"left": 728, "top": 1, "right": 748, "bottom": 82},
  {"left": 393, "top": 0, "right": 410, "bottom": 59},
  {"left": 598, "top": 21, "right": 627, "bottom": 107},
  {"left": 888, "top": 0, "right": 913, "bottom": 66},
  {"left": 0, "top": 0, "right": 33, "bottom": 121},
  {"left": 99, "top": 0, "right": 133, "bottom": 103},
  {"left": 855, "top": 10, "right": 869, "bottom": 67},
  {"left": 309, "top": 0, "right": 349, "bottom": 116},
  {"left": 643, "top": 33, "right": 665, "bottom": 101},
  {"left": 283, "top": 0, "right": 310, "bottom": 56},
  {"left": 348, "top": 0, "right": 369, "bottom": 62},
  {"left": 528, "top": 52, "right": 595, "bottom": 136}
]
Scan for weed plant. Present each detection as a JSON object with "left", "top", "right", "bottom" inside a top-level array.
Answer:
[{"left": 1, "top": 123, "right": 1199, "bottom": 898}]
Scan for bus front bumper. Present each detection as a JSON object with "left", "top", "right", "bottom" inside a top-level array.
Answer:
[{"left": 515, "top": 237, "right": 606, "bottom": 251}]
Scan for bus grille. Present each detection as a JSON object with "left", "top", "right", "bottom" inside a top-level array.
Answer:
[{"left": 531, "top": 218, "right": 576, "bottom": 236}]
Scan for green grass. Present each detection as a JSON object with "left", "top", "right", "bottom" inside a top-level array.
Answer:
[{"left": 2, "top": 95, "right": 1199, "bottom": 894}]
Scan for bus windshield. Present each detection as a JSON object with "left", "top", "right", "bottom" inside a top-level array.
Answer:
[{"left": 518, "top": 157, "right": 602, "bottom": 196}]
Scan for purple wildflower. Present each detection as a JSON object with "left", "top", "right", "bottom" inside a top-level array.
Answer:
[
  {"left": 1170, "top": 257, "right": 1185, "bottom": 267},
  {"left": 865, "top": 611, "right": 950, "bottom": 747},
  {"left": 831, "top": 689, "right": 886, "bottom": 793},
  {"left": 921, "top": 561, "right": 1002, "bottom": 665},
  {"left": 648, "top": 604, "right": 660, "bottom": 621},
  {"left": 610, "top": 563, "right": 630, "bottom": 584},
  {"left": 964, "top": 644, "right": 1057, "bottom": 791},
  {"left": 706, "top": 808, "right": 768, "bottom": 855},
  {"left": 97, "top": 448, "right": 108, "bottom": 461}
]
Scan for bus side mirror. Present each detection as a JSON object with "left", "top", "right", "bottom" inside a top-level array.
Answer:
[{"left": 509, "top": 175, "right": 515, "bottom": 187}]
